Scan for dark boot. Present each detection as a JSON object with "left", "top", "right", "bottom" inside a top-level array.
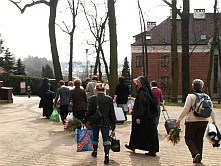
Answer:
[
  {"left": 104, "top": 145, "right": 110, "bottom": 164},
  {"left": 91, "top": 144, "right": 98, "bottom": 158}
]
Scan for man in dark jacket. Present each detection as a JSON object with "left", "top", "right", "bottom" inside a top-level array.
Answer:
[
  {"left": 54, "top": 80, "right": 70, "bottom": 125},
  {"left": 85, "top": 83, "right": 116, "bottom": 164},
  {"left": 113, "top": 76, "right": 131, "bottom": 120}
]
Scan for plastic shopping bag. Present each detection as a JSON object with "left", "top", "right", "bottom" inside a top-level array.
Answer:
[
  {"left": 50, "top": 108, "right": 60, "bottom": 122},
  {"left": 76, "top": 129, "right": 93, "bottom": 152},
  {"left": 66, "top": 112, "right": 74, "bottom": 120}
]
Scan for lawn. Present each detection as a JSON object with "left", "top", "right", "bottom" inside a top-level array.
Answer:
[{"left": 165, "top": 102, "right": 221, "bottom": 109}]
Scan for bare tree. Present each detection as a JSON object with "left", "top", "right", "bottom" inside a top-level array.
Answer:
[
  {"left": 206, "top": 0, "right": 221, "bottom": 97},
  {"left": 56, "top": 0, "right": 80, "bottom": 81},
  {"left": 80, "top": 0, "right": 109, "bottom": 81},
  {"left": 9, "top": 0, "right": 63, "bottom": 81},
  {"left": 162, "top": 0, "right": 180, "bottom": 102},
  {"left": 181, "top": 0, "right": 190, "bottom": 102},
  {"left": 137, "top": 0, "right": 148, "bottom": 77},
  {"left": 171, "top": 0, "right": 179, "bottom": 103},
  {"left": 162, "top": 0, "right": 190, "bottom": 102},
  {"left": 107, "top": 0, "right": 118, "bottom": 97}
]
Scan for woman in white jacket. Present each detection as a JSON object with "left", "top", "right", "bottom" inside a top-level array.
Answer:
[{"left": 176, "top": 79, "right": 216, "bottom": 164}]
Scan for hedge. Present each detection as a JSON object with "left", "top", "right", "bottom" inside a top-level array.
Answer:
[{"left": 0, "top": 73, "right": 58, "bottom": 95}]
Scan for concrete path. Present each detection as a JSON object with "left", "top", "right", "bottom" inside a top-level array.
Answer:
[{"left": 0, "top": 96, "right": 220, "bottom": 166}]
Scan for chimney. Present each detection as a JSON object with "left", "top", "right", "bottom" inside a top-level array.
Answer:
[
  {"left": 193, "top": 9, "right": 205, "bottom": 19},
  {"left": 146, "top": 22, "right": 156, "bottom": 31}
]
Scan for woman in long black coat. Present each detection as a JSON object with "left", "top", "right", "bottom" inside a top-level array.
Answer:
[
  {"left": 38, "top": 78, "right": 54, "bottom": 119},
  {"left": 125, "top": 76, "right": 159, "bottom": 156}
]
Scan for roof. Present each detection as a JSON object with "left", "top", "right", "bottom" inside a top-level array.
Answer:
[{"left": 132, "top": 13, "right": 221, "bottom": 46}]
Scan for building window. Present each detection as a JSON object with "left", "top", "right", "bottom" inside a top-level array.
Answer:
[
  {"left": 161, "top": 55, "right": 170, "bottom": 67},
  {"left": 213, "top": 55, "right": 218, "bottom": 93},
  {"left": 136, "top": 56, "right": 143, "bottom": 67},
  {"left": 200, "top": 34, "right": 207, "bottom": 40}
]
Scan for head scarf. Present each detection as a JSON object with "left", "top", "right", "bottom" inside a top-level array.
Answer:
[
  {"left": 41, "top": 78, "right": 50, "bottom": 90},
  {"left": 137, "top": 76, "right": 158, "bottom": 113}
]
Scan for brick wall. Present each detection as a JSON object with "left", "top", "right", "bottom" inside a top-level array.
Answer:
[{"left": 131, "top": 52, "right": 210, "bottom": 95}]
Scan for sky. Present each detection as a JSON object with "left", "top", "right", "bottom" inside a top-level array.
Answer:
[{"left": 0, "top": 0, "right": 215, "bottom": 64}]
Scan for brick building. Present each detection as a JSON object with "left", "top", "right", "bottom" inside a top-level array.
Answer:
[{"left": 131, "top": 9, "right": 221, "bottom": 99}]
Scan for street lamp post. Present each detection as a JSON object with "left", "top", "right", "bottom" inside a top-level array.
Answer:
[
  {"left": 85, "top": 48, "right": 89, "bottom": 78},
  {"left": 90, "top": 64, "right": 94, "bottom": 79}
]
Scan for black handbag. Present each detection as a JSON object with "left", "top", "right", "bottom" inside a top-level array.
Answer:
[{"left": 109, "top": 130, "right": 120, "bottom": 152}]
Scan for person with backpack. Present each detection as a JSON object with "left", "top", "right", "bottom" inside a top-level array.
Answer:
[{"left": 176, "top": 79, "right": 216, "bottom": 164}]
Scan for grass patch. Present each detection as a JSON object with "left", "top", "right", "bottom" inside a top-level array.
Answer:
[
  {"left": 165, "top": 102, "right": 184, "bottom": 107},
  {"left": 165, "top": 102, "right": 221, "bottom": 109},
  {"left": 213, "top": 103, "right": 221, "bottom": 109}
]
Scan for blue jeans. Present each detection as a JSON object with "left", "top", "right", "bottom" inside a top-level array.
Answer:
[{"left": 92, "top": 126, "right": 110, "bottom": 146}]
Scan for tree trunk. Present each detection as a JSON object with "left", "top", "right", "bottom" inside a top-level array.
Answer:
[
  {"left": 69, "top": 33, "right": 74, "bottom": 81},
  {"left": 101, "top": 46, "right": 110, "bottom": 81},
  {"left": 171, "top": 0, "right": 179, "bottom": 103},
  {"left": 49, "top": 0, "right": 63, "bottom": 81},
  {"left": 207, "top": 0, "right": 219, "bottom": 96},
  {"left": 9, "top": 0, "right": 63, "bottom": 82},
  {"left": 108, "top": 0, "right": 118, "bottom": 97},
  {"left": 181, "top": 0, "right": 190, "bottom": 103}
]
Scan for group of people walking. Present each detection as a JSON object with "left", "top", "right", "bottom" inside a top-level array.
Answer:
[
  {"left": 38, "top": 76, "right": 216, "bottom": 164},
  {"left": 38, "top": 75, "right": 115, "bottom": 164}
]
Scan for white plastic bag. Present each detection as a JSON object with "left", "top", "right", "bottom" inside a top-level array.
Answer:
[
  {"left": 66, "top": 112, "right": 74, "bottom": 120},
  {"left": 127, "top": 98, "right": 135, "bottom": 111}
]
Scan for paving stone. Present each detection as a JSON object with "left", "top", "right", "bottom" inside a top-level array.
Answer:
[{"left": 0, "top": 96, "right": 220, "bottom": 166}]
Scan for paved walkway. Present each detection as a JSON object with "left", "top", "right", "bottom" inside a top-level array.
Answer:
[{"left": 0, "top": 96, "right": 220, "bottom": 166}]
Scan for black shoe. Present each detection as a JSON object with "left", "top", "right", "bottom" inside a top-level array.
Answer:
[
  {"left": 104, "top": 155, "right": 109, "bottom": 164},
  {"left": 46, "top": 116, "right": 50, "bottom": 119},
  {"left": 145, "top": 152, "right": 157, "bottom": 157},
  {"left": 91, "top": 151, "right": 97, "bottom": 158},
  {"left": 125, "top": 144, "right": 135, "bottom": 152}
]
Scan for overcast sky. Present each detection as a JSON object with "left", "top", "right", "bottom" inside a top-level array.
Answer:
[{"left": 0, "top": 0, "right": 215, "bottom": 64}]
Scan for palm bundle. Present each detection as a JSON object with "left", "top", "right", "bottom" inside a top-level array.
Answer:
[
  {"left": 167, "top": 127, "right": 181, "bottom": 145},
  {"left": 66, "top": 118, "right": 82, "bottom": 132}
]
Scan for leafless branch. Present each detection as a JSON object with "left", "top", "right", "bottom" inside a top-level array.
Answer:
[
  {"left": 55, "top": 22, "right": 69, "bottom": 34},
  {"left": 9, "top": 0, "right": 49, "bottom": 13},
  {"left": 161, "top": 0, "right": 182, "bottom": 17}
]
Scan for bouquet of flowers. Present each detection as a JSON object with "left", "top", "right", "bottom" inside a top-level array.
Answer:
[
  {"left": 167, "top": 127, "right": 181, "bottom": 145},
  {"left": 65, "top": 118, "right": 82, "bottom": 132}
]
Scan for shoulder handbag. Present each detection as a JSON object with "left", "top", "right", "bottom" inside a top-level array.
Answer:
[
  {"left": 88, "top": 96, "right": 103, "bottom": 124},
  {"left": 109, "top": 130, "right": 120, "bottom": 152}
]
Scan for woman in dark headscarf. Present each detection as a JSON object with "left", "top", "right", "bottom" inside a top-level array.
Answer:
[
  {"left": 125, "top": 76, "right": 159, "bottom": 156},
  {"left": 38, "top": 78, "right": 54, "bottom": 119}
]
